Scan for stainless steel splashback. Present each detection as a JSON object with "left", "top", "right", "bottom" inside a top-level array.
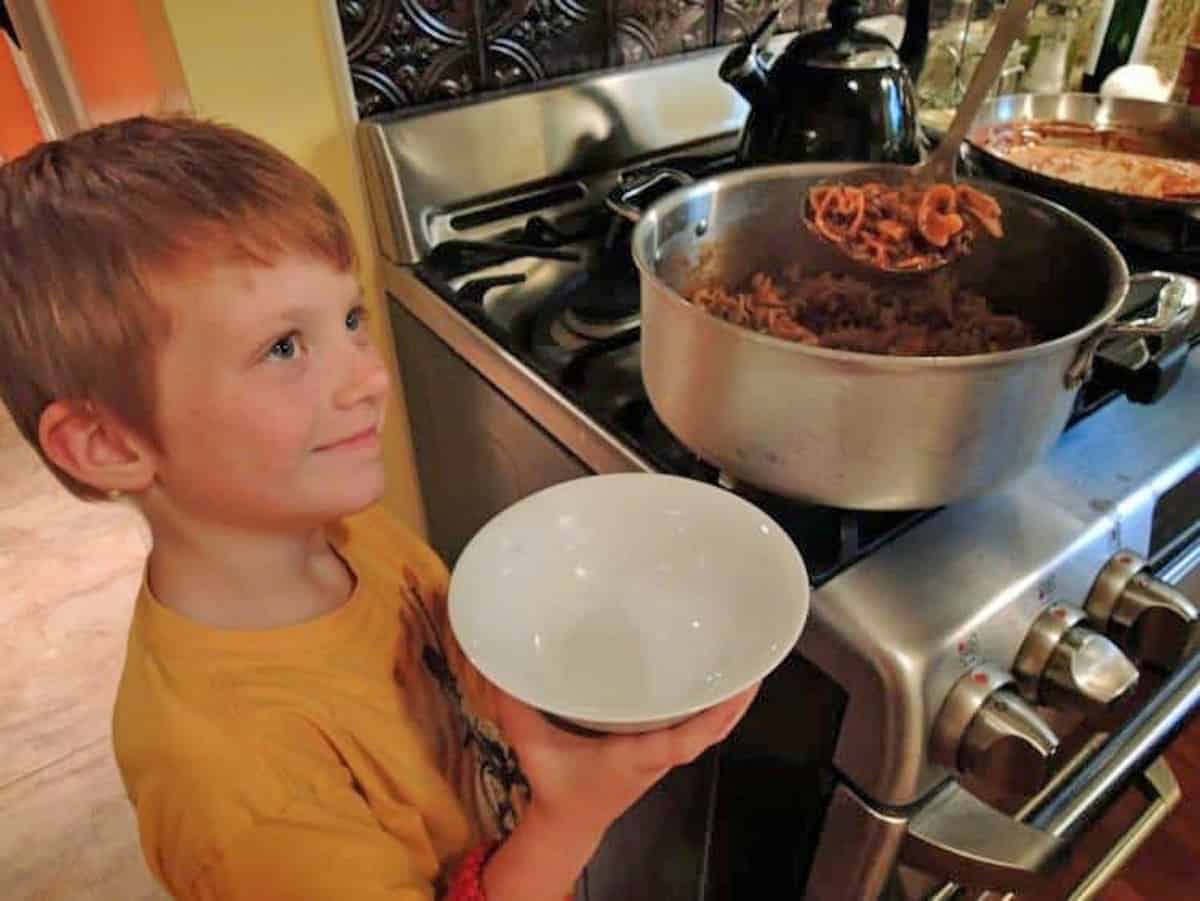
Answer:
[{"left": 356, "top": 45, "right": 754, "bottom": 264}]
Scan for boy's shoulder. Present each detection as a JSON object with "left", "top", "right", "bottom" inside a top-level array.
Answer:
[
  {"left": 111, "top": 504, "right": 454, "bottom": 758},
  {"left": 337, "top": 503, "right": 449, "bottom": 594}
]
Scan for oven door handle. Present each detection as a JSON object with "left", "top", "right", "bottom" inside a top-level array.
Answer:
[
  {"left": 901, "top": 648, "right": 1200, "bottom": 891},
  {"left": 1060, "top": 753, "right": 1179, "bottom": 900},
  {"left": 923, "top": 747, "right": 1180, "bottom": 901}
]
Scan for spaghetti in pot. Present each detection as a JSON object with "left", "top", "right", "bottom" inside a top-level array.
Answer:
[
  {"left": 688, "top": 267, "right": 1038, "bottom": 357},
  {"left": 805, "top": 182, "right": 1004, "bottom": 272}
]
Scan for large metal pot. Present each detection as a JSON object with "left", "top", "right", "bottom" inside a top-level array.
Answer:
[{"left": 608, "top": 163, "right": 1197, "bottom": 509}]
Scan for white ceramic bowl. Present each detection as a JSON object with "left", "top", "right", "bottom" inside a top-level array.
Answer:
[{"left": 448, "top": 474, "right": 810, "bottom": 733}]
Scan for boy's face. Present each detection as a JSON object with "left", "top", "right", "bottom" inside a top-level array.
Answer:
[{"left": 147, "top": 255, "right": 390, "bottom": 529}]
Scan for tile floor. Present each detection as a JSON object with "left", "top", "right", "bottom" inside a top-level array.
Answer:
[{"left": 0, "top": 407, "right": 165, "bottom": 899}]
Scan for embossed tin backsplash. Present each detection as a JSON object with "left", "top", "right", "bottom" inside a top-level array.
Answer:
[{"left": 339, "top": 0, "right": 854, "bottom": 116}]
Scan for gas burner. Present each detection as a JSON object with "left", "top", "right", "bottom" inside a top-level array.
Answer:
[
  {"left": 552, "top": 264, "right": 642, "bottom": 322},
  {"left": 530, "top": 300, "right": 642, "bottom": 387},
  {"left": 426, "top": 238, "right": 580, "bottom": 279},
  {"left": 530, "top": 255, "right": 643, "bottom": 351},
  {"left": 560, "top": 307, "right": 640, "bottom": 340}
]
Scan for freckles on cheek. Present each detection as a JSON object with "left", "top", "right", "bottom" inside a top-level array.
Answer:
[
  {"left": 237, "top": 391, "right": 315, "bottom": 459},
  {"left": 171, "top": 384, "right": 301, "bottom": 467}
]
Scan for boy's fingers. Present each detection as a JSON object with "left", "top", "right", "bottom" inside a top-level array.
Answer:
[
  {"left": 493, "top": 688, "right": 597, "bottom": 748},
  {"left": 713, "top": 684, "right": 759, "bottom": 739},
  {"left": 639, "top": 683, "right": 761, "bottom": 768},
  {"left": 714, "top": 684, "right": 759, "bottom": 735},
  {"left": 494, "top": 681, "right": 760, "bottom": 767}
]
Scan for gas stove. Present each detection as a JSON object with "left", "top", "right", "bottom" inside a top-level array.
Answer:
[
  {"left": 365, "top": 119, "right": 1197, "bottom": 585},
  {"left": 358, "top": 45, "right": 1200, "bottom": 901}
]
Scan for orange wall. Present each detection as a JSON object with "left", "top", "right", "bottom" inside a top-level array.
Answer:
[
  {"left": 0, "top": 40, "right": 43, "bottom": 160},
  {"left": 48, "top": 0, "right": 167, "bottom": 123}
]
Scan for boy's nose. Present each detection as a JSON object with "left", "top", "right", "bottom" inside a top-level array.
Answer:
[{"left": 335, "top": 343, "right": 391, "bottom": 409}]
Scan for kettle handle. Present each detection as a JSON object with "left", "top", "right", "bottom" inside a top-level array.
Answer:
[
  {"left": 743, "top": 5, "right": 781, "bottom": 52},
  {"left": 720, "top": 4, "right": 777, "bottom": 77},
  {"left": 898, "top": 0, "right": 931, "bottom": 82},
  {"left": 718, "top": 7, "right": 781, "bottom": 111}
]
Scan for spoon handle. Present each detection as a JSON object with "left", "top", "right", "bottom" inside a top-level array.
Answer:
[{"left": 925, "top": 0, "right": 1039, "bottom": 182}]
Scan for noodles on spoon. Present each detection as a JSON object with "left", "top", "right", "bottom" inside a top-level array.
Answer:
[{"left": 805, "top": 182, "right": 1004, "bottom": 272}]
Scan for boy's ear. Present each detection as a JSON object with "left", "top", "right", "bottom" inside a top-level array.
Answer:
[{"left": 38, "top": 401, "right": 156, "bottom": 496}]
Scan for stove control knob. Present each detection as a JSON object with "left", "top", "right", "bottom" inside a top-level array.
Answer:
[
  {"left": 1085, "top": 551, "right": 1200, "bottom": 672},
  {"left": 1014, "top": 604, "right": 1139, "bottom": 716},
  {"left": 932, "top": 665, "right": 1060, "bottom": 796},
  {"left": 959, "top": 689, "right": 1060, "bottom": 796}
]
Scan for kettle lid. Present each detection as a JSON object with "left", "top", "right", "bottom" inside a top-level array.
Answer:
[{"left": 793, "top": 0, "right": 903, "bottom": 71}]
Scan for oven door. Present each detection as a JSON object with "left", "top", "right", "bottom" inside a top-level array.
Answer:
[
  {"left": 578, "top": 654, "right": 849, "bottom": 901},
  {"left": 899, "top": 534, "right": 1200, "bottom": 901}
]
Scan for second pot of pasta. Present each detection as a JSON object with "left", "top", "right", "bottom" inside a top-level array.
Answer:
[{"left": 610, "top": 162, "right": 1196, "bottom": 509}]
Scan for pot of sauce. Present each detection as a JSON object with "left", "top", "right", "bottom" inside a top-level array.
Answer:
[{"left": 964, "top": 93, "right": 1200, "bottom": 258}]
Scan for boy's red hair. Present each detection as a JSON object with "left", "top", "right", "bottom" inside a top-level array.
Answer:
[{"left": 0, "top": 116, "right": 356, "bottom": 499}]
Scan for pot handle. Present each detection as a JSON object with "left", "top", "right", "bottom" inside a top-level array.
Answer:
[
  {"left": 1108, "top": 271, "right": 1199, "bottom": 339},
  {"left": 1066, "top": 271, "right": 1198, "bottom": 389},
  {"left": 605, "top": 169, "right": 696, "bottom": 223}
]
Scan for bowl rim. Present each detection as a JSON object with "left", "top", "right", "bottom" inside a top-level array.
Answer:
[{"left": 447, "top": 473, "right": 811, "bottom": 726}]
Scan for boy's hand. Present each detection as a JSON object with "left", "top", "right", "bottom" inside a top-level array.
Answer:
[{"left": 494, "top": 683, "right": 759, "bottom": 841}]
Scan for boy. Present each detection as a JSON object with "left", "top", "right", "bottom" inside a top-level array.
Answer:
[{"left": 0, "top": 116, "right": 756, "bottom": 900}]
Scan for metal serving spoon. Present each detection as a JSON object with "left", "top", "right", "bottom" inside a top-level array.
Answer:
[{"left": 805, "top": 0, "right": 1040, "bottom": 274}]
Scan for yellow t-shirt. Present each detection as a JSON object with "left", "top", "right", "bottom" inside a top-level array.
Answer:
[{"left": 112, "top": 504, "right": 529, "bottom": 900}]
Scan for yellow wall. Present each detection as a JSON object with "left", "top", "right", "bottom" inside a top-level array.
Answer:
[{"left": 159, "top": 0, "right": 427, "bottom": 534}]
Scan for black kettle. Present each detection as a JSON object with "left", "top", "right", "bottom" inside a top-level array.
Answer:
[{"left": 720, "top": 0, "right": 930, "bottom": 166}]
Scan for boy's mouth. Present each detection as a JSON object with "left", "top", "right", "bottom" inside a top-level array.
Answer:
[{"left": 315, "top": 424, "right": 381, "bottom": 452}]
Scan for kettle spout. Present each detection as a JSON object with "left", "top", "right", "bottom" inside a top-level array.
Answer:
[{"left": 719, "top": 43, "right": 776, "bottom": 113}]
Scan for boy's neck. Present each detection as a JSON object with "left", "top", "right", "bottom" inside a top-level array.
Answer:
[{"left": 144, "top": 513, "right": 355, "bottom": 630}]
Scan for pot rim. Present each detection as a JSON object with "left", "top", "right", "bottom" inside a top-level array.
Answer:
[{"left": 629, "top": 161, "right": 1132, "bottom": 371}]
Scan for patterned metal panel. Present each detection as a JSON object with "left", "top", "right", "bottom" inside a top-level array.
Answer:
[
  {"left": 487, "top": 0, "right": 609, "bottom": 91},
  {"left": 611, "top": 0, "right": 711, "bottom": 64},
  {"left": 339, "top": 0, "right": 858, "bottom": 117},
  {"left": 340, "top": 0, "right": 479, "bottom": 113}
]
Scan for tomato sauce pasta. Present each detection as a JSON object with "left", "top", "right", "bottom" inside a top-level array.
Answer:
[
  {"left": 805, "top": 182, "right": 1004, "bottom": 272},
  {"left": 688, "top": 267, "right": 1038, "bottom": 356}
]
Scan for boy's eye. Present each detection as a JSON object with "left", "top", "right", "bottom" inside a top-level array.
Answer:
[
  {"left": 268, "top": 333, "right": 298, "bottom": 360},
  {"left": 346, "top": 305, "right": 368, "bottom": 332}
]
